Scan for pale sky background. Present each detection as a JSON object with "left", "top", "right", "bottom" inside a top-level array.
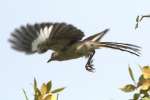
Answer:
[{"left": 0, "top": 0, "right": 150, "bottom": 100}]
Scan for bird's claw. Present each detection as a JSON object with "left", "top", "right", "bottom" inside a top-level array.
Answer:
[
  {"left": 85, "top": 59, "right": 95, "bottom": 72},
  {"left": 85, "top": 64, "right": 95, "bottom": 72}
]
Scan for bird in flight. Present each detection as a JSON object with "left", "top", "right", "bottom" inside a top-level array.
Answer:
[{"left": 9, "top": 22, "right": 141, "bottom": 72}]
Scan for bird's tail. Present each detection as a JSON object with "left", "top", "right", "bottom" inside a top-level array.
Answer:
[{"left": 94, "top": 42, "right": 141, "bottom": 56}]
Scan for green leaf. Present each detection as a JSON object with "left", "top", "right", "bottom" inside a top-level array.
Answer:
[
  {"left": 35, "top": 88, "right": 41, "bottom": 97},
  {"left": 57, "top": 94, "right": 59, "bottom": 100},
  {"left": 34, "top": 94, "right": 38, "bottom": 100},
  {"left": 22, "top": 89, "right": 29, "bottom": 100},
  {"left": 142, "top": 97, "right": 150, "bottom": 100},
  {"left": 138, "top": 65, "right": 143, "bottom": 71},
  {"left": 137, "top": 75, "right": 144, "bottom": 88},
  {"left": 133, "top": 93, "right": 140, "bottom": 100},
  {"left": 34, "top": 78, "right": 37, "bottom": 92},
  {"left": 128, "top": 66, "right": 136, "bottom": 83},
  {"left": 120, "top": 84, "right": 136, "bottom": 93},
  {"left": 46, "top": 81, "right": 52, "bottom": 93},
  {"left": 140, "top": 89, "right": 149, "bottom": 97},
  {"left": 51, "top": 87, "right": 65, "bottom": 94}
]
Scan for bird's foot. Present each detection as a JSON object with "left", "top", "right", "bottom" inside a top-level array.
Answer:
[
  {"left": 85, "top": 64, "right": 95, "bottom": 72},
  {"left": 85, "top": 59, "right": 95, "bottom": 72}
]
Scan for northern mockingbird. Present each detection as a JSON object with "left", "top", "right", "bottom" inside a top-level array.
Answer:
[{"left": 9, "top": 22, "right": 141, "bottom": 72}]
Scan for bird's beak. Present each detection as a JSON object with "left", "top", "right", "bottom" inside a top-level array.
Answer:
[{"left": 47, "top": 58, "right": 53, "bottom": 63}]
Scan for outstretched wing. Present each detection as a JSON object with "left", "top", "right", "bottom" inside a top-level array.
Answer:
[{"left": 9, "top": 22, "right": 85, "bottom": 54}]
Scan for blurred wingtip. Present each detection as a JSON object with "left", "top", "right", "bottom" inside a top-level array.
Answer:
[{"left": 103, "top": 28, "right": 110, "bottom": 33}]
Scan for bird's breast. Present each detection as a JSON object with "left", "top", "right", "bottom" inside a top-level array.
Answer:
[{"left": 56, "top": 43, "right": 89, "bottom": 61}]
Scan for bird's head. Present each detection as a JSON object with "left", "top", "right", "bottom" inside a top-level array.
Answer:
[{"left": 47, "top": 52, "right": 58, "bottom": 62}]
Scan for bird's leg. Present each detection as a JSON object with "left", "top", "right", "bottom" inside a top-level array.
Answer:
[{"left": 85, "top": 50, "right": 95, "bottom": 72}]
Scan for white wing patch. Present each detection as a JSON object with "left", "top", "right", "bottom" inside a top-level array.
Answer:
[
  {"left": 32, "top": 25, "right": 53, "bottom": 51},
  {"left": 91, "top": 34, "right": 102, "bottom": 42}
]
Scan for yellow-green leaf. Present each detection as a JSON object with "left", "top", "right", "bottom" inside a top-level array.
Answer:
[
  {"left": 142, "top": 66, "right": 150, "bottom": 79},
  {"left": 34, "top": 88, "right": 42, "bottom": 100},
  {"left": 37, "top": 95, "right": 42, "bottom": 100},
  {"left": 41, "top": 83, "right": 47, "bottom": 95},
  {"left": 50, "top": 95, "right": 57, "bottom": 100},
  {"left": 51, "top": 87, "right": 65, "bottom": 94},
  {"left": 128, "top": 66, "right": 136, "bottom": 83},
  {"left": 44, "top": 94, "right": 57, "bottom": 100},
  {"left": 140, "top": 79, "right": 150, "bottom": 90},
  {"left": 46, "top": 81, "right": 52, "bottom": 93},
  {"left": 22, "top": 89, "right": 29, "bottom": 100},
  {"left": 34, "top": 78, "right": 37, "bottom": 92},
  {"left": 142, "top": 97, "right": 150, "bottom": 100},
  {"left": 120, "top": 84, "right": 136, "bottom": 93},
  {"left": 35, "top": 88, "right": 41, "bottom": 96},
  {"left": 44, "top": 95, "right": 52, "bottom": 100}
]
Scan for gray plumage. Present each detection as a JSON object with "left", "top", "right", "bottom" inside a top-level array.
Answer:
[{"left": 9, "top": 22, "right": 141, "bottom": 72}]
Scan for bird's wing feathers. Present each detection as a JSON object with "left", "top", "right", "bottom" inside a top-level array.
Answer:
[
  {"left": 83, "top": 29, "right": 109, "bottom": 42},
  {"left": 9, "top": 22, "right": 84, "bottom": 54}
]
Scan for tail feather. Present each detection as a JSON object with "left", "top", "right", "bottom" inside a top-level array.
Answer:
[
  {"left": 96, "top": 42, "right": 141, "bottom": 56},
  {"left": 101, "top": 42, "right": 140, "bottom": 51}
]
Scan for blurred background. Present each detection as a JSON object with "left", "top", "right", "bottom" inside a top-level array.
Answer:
[{"left": 0, "top": 0, "right": 150, "bottom": 100}]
